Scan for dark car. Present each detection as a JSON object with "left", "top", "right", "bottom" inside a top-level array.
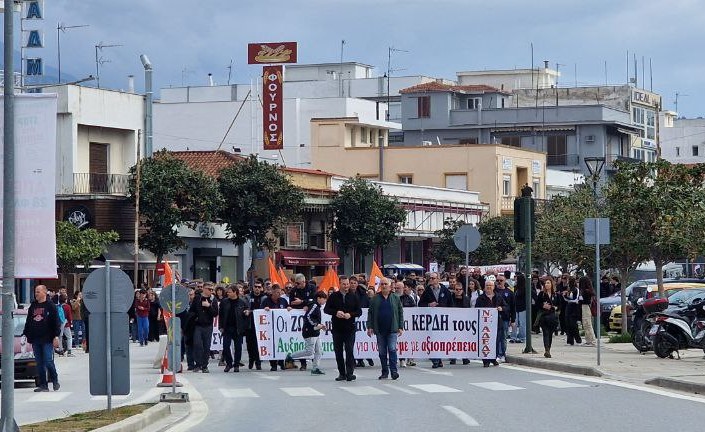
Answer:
[
  {"left": 0, "top": 309, "right": 38, "bottom": 384},
  {"left": 662, "top": 288, "right": 705, "bottom": 315},
  {"left": 599, "top": 278, "right": 704, "bottom": 329}
]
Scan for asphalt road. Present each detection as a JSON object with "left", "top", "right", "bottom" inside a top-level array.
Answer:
[{"left": 173, "top": 358, "right": 705, "bottom": 432}]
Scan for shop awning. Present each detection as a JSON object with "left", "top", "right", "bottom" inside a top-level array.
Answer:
[
  {"left": 99, "top": 242, "right": 177, "bottom": 265},
  {"left": 277, "top": 250, "right": 339, "bottom": 267}
]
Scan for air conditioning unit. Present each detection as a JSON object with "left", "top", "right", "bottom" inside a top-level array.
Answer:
[
  {"left": 422, "top": 140, "right": 433, "bottom": 146},
  {"left": 585, "top": 135, "right": 596, "bottom": 143}
]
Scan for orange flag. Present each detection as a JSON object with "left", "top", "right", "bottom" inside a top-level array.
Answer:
[
  {"left": 368, "top": 261, "right": 385, "bottom": 291},
  {"left": 164, "top": 261, "right": 174, "bottom": 286},
  {"left": 318, "top": 267, "right": 339, "bottom": 292},
  {"left": 268, "top": 257, "right": 282, "bottom": 286},
  {"left": 278, "top": 267, "right": 289, "bottom": 286}
]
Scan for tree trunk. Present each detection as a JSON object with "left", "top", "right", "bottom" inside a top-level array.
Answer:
[
  {"left": 618, "top": 265, "right": 631, "bottom": 335},
  {"left": 655, "top": 258, "right": 665, "bottom": 297}
]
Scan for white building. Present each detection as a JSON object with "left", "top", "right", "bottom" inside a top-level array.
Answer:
[
  {"left": 660, "top": 117, "right": 705, "bottom": 164},
  {"left": 545, "top": 169, "right": 585, "bottom": 199}
]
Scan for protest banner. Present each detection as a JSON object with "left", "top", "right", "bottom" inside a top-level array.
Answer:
[
  {"left": 210, "top": 316, "right": 223, "bottom": 351},
  {"left": 253, "top": 307, "right": 498, "bottom": 361}
]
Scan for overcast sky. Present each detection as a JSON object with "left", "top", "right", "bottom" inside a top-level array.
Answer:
[{"left": 23, "top": 0, "right": 705, "bottom": 117}]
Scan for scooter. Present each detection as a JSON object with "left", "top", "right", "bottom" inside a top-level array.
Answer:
[
  {"left": 631, "top": 297, "right": 668, "bottom": 353},
  {"left": 651, "top": 298, "right": 705, "bottom": 359}
]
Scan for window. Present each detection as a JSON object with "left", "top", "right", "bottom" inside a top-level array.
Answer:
[
  {"left": 398, "top": 175, "right": 413, "bottom": 184},
  {"left": 370, "top": 129, "right": 375, "bottom": 145},
  {"left": 646, "top": 110, "right": 655, "bottom": 140},
  {"left": 676, "top": 146, "right": 680, "bottom": 157},
  {"left": 547, "top": 135, "right": 567, "bottom": 165},
  {"left": 360, "top": 127, "right": 368, "bottom": 144},
  {"left": 533, "top": 179, "right": 540, "bottom": 198},
  {"left": 693, "top": 145, "right": 699, "bottom": 157},
  {"left": 459, "top": 137, "right": 478, "bottom": 145},
  {"left": 502, "top": 175, "right": 511, "bottom": 197},
  {"left": 501, "top": 136, "right": 521, "bottom": 147},
  {"left": 632, "top": 148, "right": 645, "bottom": 161},
  {"left": 467, "top": 98, "right": 481, "bottom": 110},
  {"left": 350, "top": 127, "right": 356, "bottom": 146},
  {"left": 501, "top": 98, "right": 505, "bottom": 108},
  {"left": 445, "top": 174, "right": 467, "bottom": 190},
  {"left": 286, "top": 223, "right": 304, "bottom": 248},
  {"left": 632, "top": 107, "right": 645, "bottom": 124},
  {"left": 646, "top": 151, "right": 657, "bottom": 162},
  {"left": 417, "top": 96, "right": 431, "bottom": 118}
]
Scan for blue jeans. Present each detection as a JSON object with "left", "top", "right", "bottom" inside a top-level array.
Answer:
[
  {"left": 376, "top": 332, "right": 399, "bottom": 375},
  {"left": 137, "top": 316, "right": 149, "bottom": 344},
  {"left": 511, "top": 311, "right": 526, "bottom": 342},
  {"left": 32, "top": 342, "right": 58, "bottom": 388},
  {"left": 498, "top": 320, "right": 508, "bottom": 357}
]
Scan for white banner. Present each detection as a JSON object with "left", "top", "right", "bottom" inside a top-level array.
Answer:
[
  {"left": 253, "top": 307, "right": 498, "bottom": 361},
  {"left": 0, "top": 94, "right": 58, "bottom": 278}
]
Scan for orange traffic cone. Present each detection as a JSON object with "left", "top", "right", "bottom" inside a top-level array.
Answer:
[{"left": 157, "top": 349, "right": 183, "bottom": 388}]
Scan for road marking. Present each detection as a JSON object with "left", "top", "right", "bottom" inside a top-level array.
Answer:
[
  {"left": 90, "top": 395, "right": 130, "bottom": 401},
  {"left": 470, "top": 381, "right": 525, "bottom": 391},
  {"left": 382, "top": 384, "right": 418, "bottom": 394},
  {"left": 119, "top": 387, "right": 163, "bottom": 406},
  {"left": 442, "top": 405, "right": 480, "bottom": 427},
  {"left": 27, "top": 392, "right": 71, "bottom": 402},
  {"left": 280, "top": 387, "right": 324, "bottom": 397},
  {"left": 219, "top": 388, "right": 259, "bottom": 398},
  {"left": 254, "top": 372, "right": 281, "bottom": 381},
  {"left": 531, "top": 379, "right": 590, "bottom": 389},
  {"left": 504, "top": 364, "right": 705, "bottom": 404},
  {"left": 409, "top": 384, "right": 462, "bottom": 393},
  {"left": 164, "top": 376, "right": 208, "bottom": 432},
  {"left": 340, "top": 386, "right": 389, "bottom": 396},
  {"left": 408, "top": 365, "right": 453, "bottom": 376}
]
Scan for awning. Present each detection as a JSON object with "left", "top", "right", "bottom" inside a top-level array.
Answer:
[
  {"left": 99, "top": 242, "right": 178, "bottom": 265},
  {"left": 277, "top": 250, "right": 339, "bottom": 267}
]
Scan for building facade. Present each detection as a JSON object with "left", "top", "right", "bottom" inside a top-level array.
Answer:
[{"left": 660, "top": 117, "right": 705, "bottom": 164}]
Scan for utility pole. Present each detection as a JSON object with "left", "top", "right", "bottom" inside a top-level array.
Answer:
[
  {"left": 339, "top": 40, "right": 345, "bottom": 97},
  {"left": 1, "top": 0, "right": 18, "bottom": 430}
]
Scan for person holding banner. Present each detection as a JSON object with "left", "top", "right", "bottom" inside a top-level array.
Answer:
[
  {"left": 219, "top": 285, "right": 249, "bottom": 372},
  {"left": 285, "top": 291, "right": 328, "bottom": 375},
  {"left": 449, "top": 279, "right": 472, "bottom": 366},
  {"left": 262, "top": 284, "right": 290, "bottom": 371},
  {"left": 475, "top": 280, "right": 506, "bottom": 367},
  {"left": 419, "top": 272, "right": 451, "bottom": 368},
  {"left": 324, "top": 277, "right": 362, "bottom": 382},
  {"left": 245, "top": 282, "right": 267, "bottom": 370},
  {"left": 367, "top": 278, "right": 404, "bottom": 380}
]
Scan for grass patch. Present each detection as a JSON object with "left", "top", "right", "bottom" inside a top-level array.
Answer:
[
  {"left": 20, "top": 403, "right": 155, "bottom": 432},
  {"left": 608, "top": 332, "right": 632, "bottom": 343}
]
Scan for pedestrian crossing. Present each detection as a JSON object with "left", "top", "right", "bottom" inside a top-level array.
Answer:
[{"left": 213, "top": 378, "right": 592, "bottom": 399}]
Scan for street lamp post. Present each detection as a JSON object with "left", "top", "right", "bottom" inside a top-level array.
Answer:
[
  {"left": 584, "top": 156, "right": 605, "bottom": 365},
  {"left": 140, "top": 55, "right": 153, "bottom": 157}
]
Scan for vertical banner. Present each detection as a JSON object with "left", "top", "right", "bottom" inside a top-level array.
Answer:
[
  {"left": 262, "top": 65, "right": 284, "bottom": 150},
  {"left": 0, "top": 94, "right": 58, "bottom": 278}
]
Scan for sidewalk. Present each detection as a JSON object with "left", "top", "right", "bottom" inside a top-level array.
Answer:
[{"left": 505, "top": 335, "right": 705, "bottom": 395}]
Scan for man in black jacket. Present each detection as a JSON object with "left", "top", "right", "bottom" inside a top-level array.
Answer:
[
  {"left": 494, "top": 274, "right": 515, "bottom": 362},
  {"left": 23, "top": 285, "right": 62, "bottom": 392},
  {"left": 189, "top": 284, "right": 218, "bottom": 373},
  {"left": 350, "top": 275, "right": 373, "bottom": 368},
  {"left": 324, "top": 276, "right": 362, "bottom": 381},
  {"left": 418, "top": 272, "right": 451, "bottom": 368},
  {"left": 288, "top": 274, "right": 315, "bottom": 370},
  {"left": 245, "top": 282, "right": 266, "bottom": 370},
  {"left": 219, "top": 285, "right": 249, "bottom": 372}
]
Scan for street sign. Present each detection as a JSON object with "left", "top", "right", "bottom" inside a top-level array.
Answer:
[
  {"left": 82, "top": 267, "right": 135, "bottom": 313},
  {"left": 167, "top": 317, "right": 182, "bottom": 370},
  {"left": 584, "top": 218, "right": 611, "bottom": 245},
  {"left": 88, "top": 313, "right": 130, "bottom": 396},
  {"left": 453, "top": 224, "right": 481, "bottom": 253},
  {"left": 159, "top": 284, "right": 190, "bottom": 314}
]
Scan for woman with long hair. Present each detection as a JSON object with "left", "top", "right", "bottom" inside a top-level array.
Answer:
[
  {"left": 579, "top": 276, "right": 597, "bottom": 346},
  {"left": 537, "top": 277, "right": 559, "bottom": 357},
  {"left": 563, "top": 276, "right": 582, "bottom": 345}
]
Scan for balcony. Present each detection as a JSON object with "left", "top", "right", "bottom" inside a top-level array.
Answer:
[
  {"left": 606, "top": 154, "right": 640, "bottom": 171},
  {"left": 69, "top": 173, "right": 130, "bottom": 196},
  {"left": 547, "top": 154, "right": 580, "bottom": 167},
  {"left": 500, "top": 196, "right": 548, "bottom": 214}
]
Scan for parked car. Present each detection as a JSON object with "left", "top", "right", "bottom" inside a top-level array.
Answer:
[
  {"left": 662, "top": 288, "right": 705, "bottom": 315},
  {"left": 382, "top": 263, "right": 425, "bottom": 279},
  {"left": 608, "top": 282, "right": 705, "bottom": 331},
  {"left": 0, "top": 309, "right": 38, "bottom": 384},
  {"left": 599, "top": 278, "right": 704, "bottom": 330}
]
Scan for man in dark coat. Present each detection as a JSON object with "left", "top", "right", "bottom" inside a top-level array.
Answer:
[
  {"left": 219, "top": 285, "right": 249, "bottom": 372},
  {"left": 324, "top": 276, "right": 362, "bottom": 381}
]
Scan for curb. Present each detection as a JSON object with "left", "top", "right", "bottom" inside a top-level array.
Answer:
[
  {"left": 645, "top": 377, "right": 705, "bottom": 395},
  {"left": 94, "top": 403, "right": 171, "bottom": 432},
  {"left": 505, "top": 354, "right": 603, "bottom": 377}
]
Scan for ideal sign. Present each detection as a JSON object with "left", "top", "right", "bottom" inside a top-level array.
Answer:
[{"left": 262, "top": 65, "right": 284, "bottom": 150}]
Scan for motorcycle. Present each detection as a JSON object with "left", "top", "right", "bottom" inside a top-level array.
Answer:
[
  {"left": 631, "top": 296, "right": 668, "bottom": 353},
  {"left": 651, "top": 298, "right": 705, "bottom": 359}
]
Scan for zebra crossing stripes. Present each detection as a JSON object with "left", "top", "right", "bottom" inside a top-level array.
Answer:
[
  {"left": 531, "top": 379, "right": 590, "bottom": 388},
  {"left": 470, "top": 381, "right": 526, "bottom": 391},
  {"left": 27, "top": 392, "right": 71, "bottom": 402}
]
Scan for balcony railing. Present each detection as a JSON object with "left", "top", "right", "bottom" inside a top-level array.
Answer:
[
  {"left": 70, "top": 173, "right": 130, "bottom": 195},
  {"left": 500, "top": 196, "right": 548, "bottom": 213},
  {"left": 547, "top": 154, "right": 580, "bottom": 167}
]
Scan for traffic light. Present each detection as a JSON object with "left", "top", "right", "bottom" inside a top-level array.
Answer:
[{"left": 513, "top": 197, "right": 535, "bottom": 243}]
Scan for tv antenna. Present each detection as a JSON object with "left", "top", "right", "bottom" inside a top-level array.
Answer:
[
  {"left": 674, "top": 92, "right": 688, "bottom": 113},
  {"left": 57, "top": 22, "right": 89, "bottom": 83},
  {"left": 94, "top": 42, "right": 122, "bottom": 88},
  {"left": 227, "top": 59, "right": 233, "bottom": 85}
]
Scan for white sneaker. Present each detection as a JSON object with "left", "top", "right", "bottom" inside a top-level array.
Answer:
[
  {"left": 399, "top": 360, "right": 406, "bottom": 368},
  {"left": 497, "top": 356, "right": 505, "bottom": 363}
]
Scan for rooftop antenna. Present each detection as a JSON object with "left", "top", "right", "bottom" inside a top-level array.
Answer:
[
  {"left": 339, "top": 39, "right": 345, "bottom": 97},
  {"left": 57, "top": 22, "right": 89, "bottom": 83},
  {"left": 227, "top": 59, "right": 233, "bottom": 85},
  {"left": 674, "top": 92, "right": 688, "bottom": 113},
  {"left": 94, "top": 41, "right": 122, "bottom": 88},
  {"left": 649, "top": 58, "right": 653, "bottom": 91}
]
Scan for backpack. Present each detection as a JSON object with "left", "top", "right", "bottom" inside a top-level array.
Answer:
[
  {"left": 590, "top": 296, "right": 598, "bottom": 317},
  {"left": 57, "top": 303, "right": 66, "bottom": 324}
]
